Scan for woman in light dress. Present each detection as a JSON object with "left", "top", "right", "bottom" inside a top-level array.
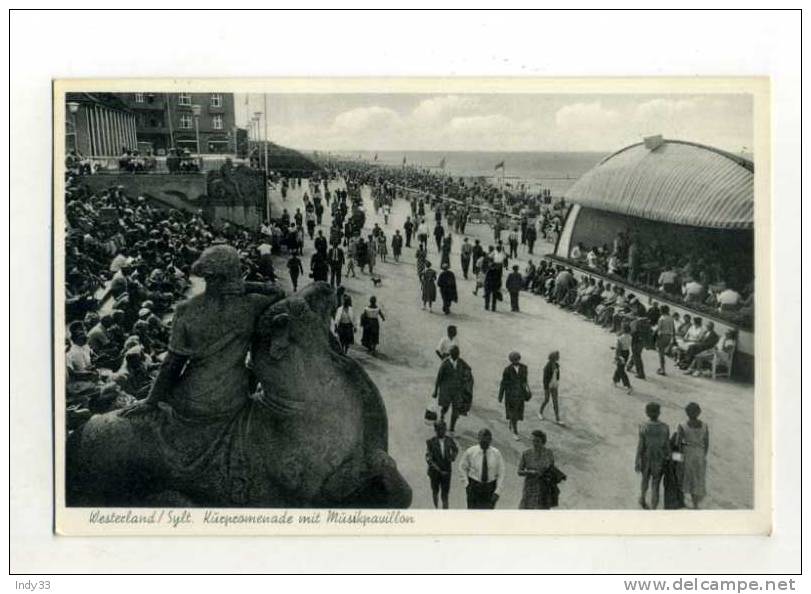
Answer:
[
  {"left": 333, "top": 294, "right": 356, "bottom": 355},
  {"left": 677, "top": 402, "right": 709, "bottom": 509}
]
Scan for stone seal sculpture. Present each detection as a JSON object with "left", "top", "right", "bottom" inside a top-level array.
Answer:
[{"left": 66, "top": 244, "right": 412, "bottom": 508}]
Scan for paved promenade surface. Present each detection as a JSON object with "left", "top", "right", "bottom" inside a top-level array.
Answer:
[{"left": 268, "top": 179, "right": 754, "bottom": 510}]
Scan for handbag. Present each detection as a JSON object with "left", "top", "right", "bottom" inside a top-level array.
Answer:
[{"left": 424, "top": 393, "right": 439, "bottom": 423}]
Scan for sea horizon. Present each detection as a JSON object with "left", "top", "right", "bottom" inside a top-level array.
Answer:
[{"left": 307, "top": 149, "right": 609, "bottom": 195}]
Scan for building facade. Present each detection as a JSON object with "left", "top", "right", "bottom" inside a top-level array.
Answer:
[
  {"left": 116, "top": 92, "right": 237, "bottom": 155},
  {"left": 65, "top": 93, "right": 138, "bottom": 157}
]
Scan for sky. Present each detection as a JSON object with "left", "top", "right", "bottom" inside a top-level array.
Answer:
[{"left": 236, "top": 93, "right": 753, "bottom": 154}]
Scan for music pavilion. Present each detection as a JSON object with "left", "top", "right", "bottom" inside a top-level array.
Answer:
[{"left": 550, "top": 136, "right": 755, "bottom": 379}]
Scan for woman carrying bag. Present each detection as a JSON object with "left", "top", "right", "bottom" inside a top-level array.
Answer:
[{"left": 498, "top": 351, "right": 532, "bottom": 440}]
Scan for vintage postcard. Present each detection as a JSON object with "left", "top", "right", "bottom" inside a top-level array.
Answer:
[{"left": 54, "top": 77, "right": 771, "bottom": 536}]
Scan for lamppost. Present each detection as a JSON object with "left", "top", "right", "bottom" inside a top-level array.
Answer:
[
  {"left": 66, "top": 101, "right": 80, "bottom": 153},
  {"left": 254, "top": 110, "right": 263, "bottom": 167},
  {"left": 191, "top": 104, "right": 202, "bottom": 167}
]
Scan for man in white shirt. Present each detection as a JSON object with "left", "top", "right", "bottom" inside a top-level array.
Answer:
[
  {"left": 66, "top": 321, "right": 97, "bottom": 382},
  {"left": 682, "top": 280, "right": 705, "bottom": 303},
  {"left": 109, "top": 250, "right": 132, "bottom": 273},
  {"left": 459, "top": 428, "right": 505, "bottom": 509},
  {"left": 717, "top": 287, "right": 742, "bottom": 310},
  {"left": 435, "top": 325, "right": 459, "bottom": 360}
]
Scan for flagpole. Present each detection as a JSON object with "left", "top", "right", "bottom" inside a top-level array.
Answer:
[
  {"left": 245, "top": 94, "right": 251, "bottom": 152},
  {"left": 501, "top": 163, "right": 506, "bottom": 205},
  {"left": 263, "top": 93, "right": 269, "bottom": 175}
]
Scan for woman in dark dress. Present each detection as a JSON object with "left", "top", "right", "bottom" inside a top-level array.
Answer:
[
  {"left": 355, "top": 237, "right": 369, "bottom": 273},
  {"left": 415, "top": 245, "right": 428, "bottom": 280},
  {"left": 498, "top": 351, "right": 531, "bottom": 439},
  {"left": 421, "top": 262, "right": 438, "bottom": 311},
  {"left": 360, "top": 296, "right": 386, "bottom": 354}
]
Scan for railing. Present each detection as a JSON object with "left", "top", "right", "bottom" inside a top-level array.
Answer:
[{"left": 71, "top": 155, "right": 250, "bottom": 175}]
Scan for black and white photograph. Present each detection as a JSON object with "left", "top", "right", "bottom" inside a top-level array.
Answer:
[
  {"left": 54, "top": 80, "right": 770, "bottom": 534},
  {"left": 9, "top": 7, "right": 802, "bottom": 579}
]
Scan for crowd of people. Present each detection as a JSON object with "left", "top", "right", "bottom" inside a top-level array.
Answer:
[
  {"left": 514, "top": 260, "right": 740, "bottom": 390},
  {"left": 63, "top": 170, "right": 283, "bottom": 430},
  {"left": 63, "top": 156, "right": 722, "bottom": 511},
  {"left": 423, "top": 397, "right": 708, "bottom": 511},
  {"left": 65, "top": 146, "right": 200, "bottom": 176},
  {"left": 562, "top": 230, "right": 754, "bottom": 329}
]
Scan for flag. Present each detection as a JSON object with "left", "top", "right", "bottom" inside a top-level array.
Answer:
[
  {"left": 402, "top": 156, "right": 407, "bottom": 166},
  {"left": 374, "top": 153, "right": 378, "bottom": 161},
  {"left": 439, "top": 157, "right": 446, "bottom": 169},
  {"left": 494, "top": 160, "right": 505, "bottom": 171}
]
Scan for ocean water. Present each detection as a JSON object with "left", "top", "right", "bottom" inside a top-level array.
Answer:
[{"left": 347, "top": 150, "right": 607, "bottom": 195}]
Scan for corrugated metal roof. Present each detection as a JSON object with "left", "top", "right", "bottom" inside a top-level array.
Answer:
[{"left": 563, "top": 140, "right": 754, "bottom": 229}]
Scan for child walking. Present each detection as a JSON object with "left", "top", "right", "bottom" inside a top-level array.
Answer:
[{"left": 612, "top": 322, "right": 633, "bottom": 394}]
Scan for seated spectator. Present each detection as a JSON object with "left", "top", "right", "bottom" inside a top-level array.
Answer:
[
  {"left": 66, "top": 321, "right": 99, "bottom": 407},
  {"left": 607, "top": 252, "right": 622, "bottom": 276},
  {"left": 586, "top": 247, "right": 600, "bottom": 269},
  {"left": 658, "top": 265, "right": 680, "bottom": 295},
  {"left": 679, "top": 320, "right": 719, "bottom": 369},
  {"left": 109, "top": 248, "right": 133, "bottom": 273},
  {"left": 87, "top": 314, "right": 121, "bottom": 368},
  {"left": 684, "top": 329, "right": 738, "bottom": 376},
  {"left": 523, "top": 260, "right": 536, "bottom": 289},
  {"left": 90, "top": 381, "right": 137, "bottom": 415},
  {"left": 717, "top": 286, "right": 743, "bottom": 312},
  {"left": 676, "top": 313, "right": 692, "bottom": 338},
  {"left": 66, "top": 321, "right": 96, "bottom": 381},
  {"left": 682, "top": 278, "right": 706, "bottom": 304},
  {"left": 111, "top": 345, "right": 156, "bottom": 400}
]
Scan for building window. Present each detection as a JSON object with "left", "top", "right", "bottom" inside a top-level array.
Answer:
[
  {"left": 65, "top": 117, "right": 77, "bottom": 151},
  {"left": 212, "top": 115, "right": 223, "bottom": 130},
  {"left": 211, "top": 94, "right": 222, "bottom": 108},
  {"left": 179, "top": 114, "right": 193, "bottom": 129},
  {"left": 178, "top": 93, "right": 192, "bottom": 106},
  {"left": 134, "top": 93, "right": 145, "bottom": 103}
]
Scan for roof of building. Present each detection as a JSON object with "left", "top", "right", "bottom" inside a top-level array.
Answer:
[
  {"left": 66, "top": 92, "right": 133, "bottom": 114},
  {"left": 563, "top": 139, "right": 754, "bottom": 229}
]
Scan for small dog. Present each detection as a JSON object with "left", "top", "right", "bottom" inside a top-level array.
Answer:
[{"left": 371, "top": 275, "right": 382, "bottom": 287}]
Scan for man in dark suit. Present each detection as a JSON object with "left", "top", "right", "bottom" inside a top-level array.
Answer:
[
  {"left": 314, "top": 230, "right": 328, "bottom": 255},
  {"left": 433, "top": 345, "right": 474, "bottom": 437},
  {"left": 425, "top": 421, "right": 458, "bottom": 509},
  {"left": 483, "top": 261, "right": 502, "bottom": 312},
  {"left": 310, "top": 250, "right": 329, "bottom": 283},
  {"left": 437, "top": 263, "right": 458, "bottom": 315},
  {"left": 505, "top": 265, "right": 524, "bottom": 312},
  {"left": 403, "top": 217, "right": 414, "bottom": 248},
  {"left": 327, "top": 244, "right": 345, "bottom": 288}
]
